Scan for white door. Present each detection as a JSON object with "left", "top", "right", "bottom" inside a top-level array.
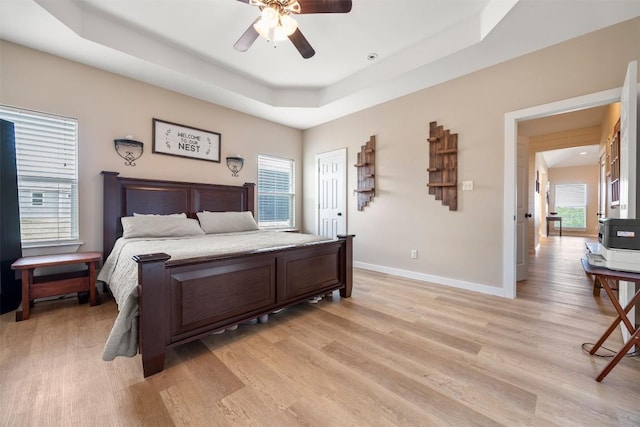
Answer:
[
  {"left": 618, "top": 60, "right": 638, "bottom": 342},
  {"left": 316, "top": 148, "right": 346, "bottom": 238},
  {"left": 516, "top": 136, "right": 529, "bottom": 281}
]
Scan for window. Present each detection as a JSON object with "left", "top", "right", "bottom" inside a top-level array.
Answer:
[
  {"left": 555, "top": 183, "right": 587, "bottom": 229},
  {"left": 257, "top": 154, "right": 295, "bottom": 228},
  {"left": 0, "top": 106, "right": 79, "bottom": 246},
  {"left": 31, "top": 192, "right": 44, "bottom": 206}
]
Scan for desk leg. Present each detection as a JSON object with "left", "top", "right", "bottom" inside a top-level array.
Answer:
[
  {"left": 592, "top": 276, "right": 601, "bottom": 296},
  {"left": 596, "top": 326, "right": 640, "bottom": 382},
  {"left": 559, "top": 219, "right": 562, "bottom": 237},
  {"left": 603, "top": 278, "right": 637, "bottom": 333},
  {"left": 546, "top": 219, "right": 549, "bottom": 237},
  {"left": 590, "top": 279, "right": 639, "bottom": 356}
]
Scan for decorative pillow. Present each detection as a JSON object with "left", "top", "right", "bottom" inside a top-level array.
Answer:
[
  {"left": 121, "top": 216, "right": 205, "bottom": 238},
  {"left": 196, "top": 211, "right": 259, "bottom": 234},
  {"left": 133, "top": 212, "right": 187, "bottom": 218}
]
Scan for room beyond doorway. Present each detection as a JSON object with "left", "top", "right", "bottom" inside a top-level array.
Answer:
[{"left": 504, "top": 86, "right": 624, "bottom": 298}]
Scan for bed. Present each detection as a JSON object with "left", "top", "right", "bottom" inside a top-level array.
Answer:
[{"left": 99, "top": 171, "right": 354, "bottom": 377}]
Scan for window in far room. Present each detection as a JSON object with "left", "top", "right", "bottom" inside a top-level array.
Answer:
[
  {"left": 0, "top": 106, "right": 79, "bottom": 247},
  {"left": 31, "top": 192, "right": 44, "bottom": 206},
  {"left": 555, "top": 183, "right": 587, "bottom": 229},
  {"left": 257, "top": 154, "right": 295, "bottom": 229}
]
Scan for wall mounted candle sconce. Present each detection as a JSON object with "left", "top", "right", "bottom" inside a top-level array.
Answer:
[
  {"left": 114, "top": 137, "right": 144, "bottom": 166},
  {"left": 226, "top": 156, "right": 244, "bottom": 177}
]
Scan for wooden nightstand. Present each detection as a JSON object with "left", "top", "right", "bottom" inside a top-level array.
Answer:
[{"left": 11, "top": 252, "right": 102, "bottom": 321}]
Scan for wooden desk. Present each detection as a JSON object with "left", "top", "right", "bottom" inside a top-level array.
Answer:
[
  {"left": 11, "top": 252, "right": 102, "bottom": 321},
  {"left": 580, "top": 258, "right": 640, "bottom": 381},
  {"left": 546, "top": 216, "right": 562, "bottom": 236}
]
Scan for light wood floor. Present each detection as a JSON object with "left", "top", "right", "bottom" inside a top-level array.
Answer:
[{"left": 1, "top": 236, "right": 639, "bottom": 426}]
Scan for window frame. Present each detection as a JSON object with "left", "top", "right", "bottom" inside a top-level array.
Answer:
[{"left": 257, "top": 154, "right": 295, "bottom": 229}]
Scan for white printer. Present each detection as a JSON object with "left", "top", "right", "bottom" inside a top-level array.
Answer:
[{"left": 588, "top": 218, "right": 640, "bottom": 273}]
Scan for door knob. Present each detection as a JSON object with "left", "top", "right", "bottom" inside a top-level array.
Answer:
[
  {"left": 337, "top": 212, "right": 342, "bottom": 216},
  {"left": 524, "top": 213, "right": 532, "bottom": 218}
]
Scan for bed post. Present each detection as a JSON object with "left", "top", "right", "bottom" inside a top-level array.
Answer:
[
  {"left": 101, "top": 171, "right": 121, "bottom": 258},
  {"left": 243, "top": 182, "right": 255, "bottom": 217},
  {"left": 337, "top": 234, "right": 354, "bottom": 298},
  {"left": 133, "top": 252, "right": 171, "bottom": 377}
]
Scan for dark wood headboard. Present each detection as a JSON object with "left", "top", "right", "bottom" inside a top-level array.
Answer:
[{"left": 101, "top": 171, "right": 255, "bottom": 257}]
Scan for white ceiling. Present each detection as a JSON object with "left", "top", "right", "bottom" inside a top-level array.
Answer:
[
  {"left": 520, "top": 105, "right": 610, "bottom": 168},
  {"left": 1, "top": 0, "right": 639, "bottom": 129},
  {"left": 542, "top": 144, "right": 600, "bottom": 168}
]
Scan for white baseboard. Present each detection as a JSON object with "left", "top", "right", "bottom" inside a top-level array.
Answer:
[{"left": 353, "top": 261, "right": 507, "bottom": 298}]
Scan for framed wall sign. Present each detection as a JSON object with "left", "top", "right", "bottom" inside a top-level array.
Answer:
[{"left": 152, "top": 118, "right": 221, "bottom": 163}]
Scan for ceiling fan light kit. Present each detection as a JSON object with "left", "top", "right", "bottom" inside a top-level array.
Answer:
[
  {"left": 234, "top": 0, "right": 352, "bottom": 58},
  {"left": 253, "top": 6, "right": 298, "bottom": 41}
]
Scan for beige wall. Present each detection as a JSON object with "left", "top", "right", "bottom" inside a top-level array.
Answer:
[
  {"left": 0, "top": 41, "right": 303, "bottom": 255},
  {"left": 547, "top": 165, "right": 599, "bottom": 237},
  {"left": 302, "top": 17, "right": 640, "bottom": 292}
]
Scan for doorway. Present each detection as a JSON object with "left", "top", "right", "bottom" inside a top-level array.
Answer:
[
  {"left": 506, "top": 61, "right": 637, "bottom": 306},
  {"left": 520, "top": 107, "right": 609, "bottom": 252},
  {"left": 504, "top": 87, "right": 623, "bottom": 298}
]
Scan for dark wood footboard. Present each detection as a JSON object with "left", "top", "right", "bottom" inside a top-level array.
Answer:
[{"left": 133, "top": 235, "right": 354, "bottom": 377}]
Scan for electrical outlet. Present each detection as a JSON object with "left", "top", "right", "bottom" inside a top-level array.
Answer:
[
  {"left": 462, "top": 180, "right": 474, "bottom": 191},
  {"left": 410, "top": 249, "right": 418, "bottom": 259}
]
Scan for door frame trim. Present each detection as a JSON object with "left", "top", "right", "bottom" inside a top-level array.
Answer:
[
  {"left": 315, "top": 148, "right": 347, "bottom": 236},
  {"left": 504, "top": 87, "right": 623, "bottom": 298}
]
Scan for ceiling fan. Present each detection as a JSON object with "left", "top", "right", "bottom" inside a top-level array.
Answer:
[{"left": 233, "top": 0, "right": 353, "bottom": 59}]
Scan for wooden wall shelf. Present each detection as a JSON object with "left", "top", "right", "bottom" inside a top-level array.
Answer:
[
  {"left": 355, "top": 135, "right": 376, "bottom": 211},
  {"left": 426, "top": 121, "right": 458, "bottom": 211},
  {"left": 427, "top": 183, "right": 456, "bottom": 187}
]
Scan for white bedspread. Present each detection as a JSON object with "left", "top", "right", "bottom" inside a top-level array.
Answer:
[{"left": 98, "top": 230, "right": 330, "bottom": 360}]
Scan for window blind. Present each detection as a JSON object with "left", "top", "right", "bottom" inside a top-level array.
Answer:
[
  {"left": 257, "top": 154, "right": 295, "bottom": 228},
  {"left": 555, "top": 183, "right": 587, "bottom": 229},
  {"left": 0, "top": 106, "right": 79, "bottom": 246}
]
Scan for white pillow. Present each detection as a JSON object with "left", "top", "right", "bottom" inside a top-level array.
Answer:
[
  {"left": 121, "top": 216, "right": 205, "bottom": 238},
  {"left": 133, "top": 212, "right": 187, "bottom": 218},
  {"left": 196, "top": 211, "right": 259, "bottom": 234}
]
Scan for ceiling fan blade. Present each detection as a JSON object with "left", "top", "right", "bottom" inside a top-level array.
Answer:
[
  {"left": 289, "top": 28, "right": 315, "bottom": 59},
  {"left": 236, "top": 0, "right": 252, "bottom": 4},
  {"left": 297, "top": 0, "right": 352, "bottom": 14},
  {"left": 234, "top": 19, "right": 260, "bottom": 52}
]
